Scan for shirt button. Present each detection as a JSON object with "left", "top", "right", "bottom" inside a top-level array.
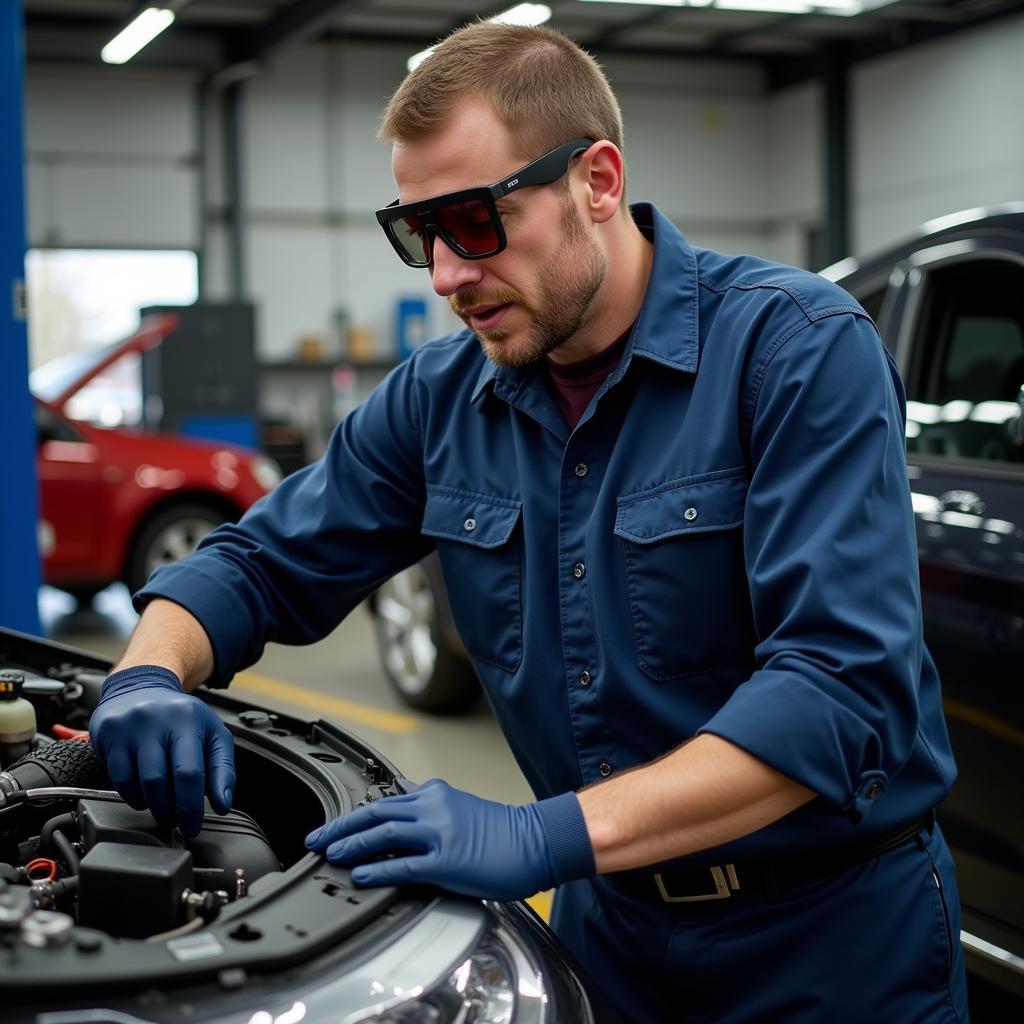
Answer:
[
  {"left": 683, "top": 507, "right": 698, "bottom": 522},
  {"left": 573, "top": 562, "right": 586, "bottom": 580},
  {"left": 574, "top": 462, "right": 588, "bottom": 478},
  {"left": 598, "top": 762, "right": 613, "bottom": 777},
  {"left": 463, "top": 518, "right": 476, "bottom": 532},
  {"left": 578, "top": 670, "right": 591, "bottom": 687}
]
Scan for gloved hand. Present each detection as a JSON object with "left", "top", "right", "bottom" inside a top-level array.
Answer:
[
  {"left": 89, "top": 665, "right": 235, "bottom": 838},
  {"left": 304, "top": 778, "right": 595, "bottom": 900}
]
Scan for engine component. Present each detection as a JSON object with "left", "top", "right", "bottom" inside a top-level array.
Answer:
[
  {"left": 20, "top": 909, "right": 73, "bottom": 948},
  {"left": 0, "top": 739, "right": 107, "bottom": 806},
  {"left": 78, "top": 798, "right": 175, "bottom": 850},
  {"left": 0, "top": 885, "right": 33, "bottom": 931},
  {"left": 78, "top": 843, "right": 193, "bottom": 938},
  {"left": 183, "top": 807, "right": 281, "bottom": 883},
  {"left": 0, "top": 672, "right": 37, "bottom": 768},
  {"left": 77, "top": 799, "right": 280, "bottom": 881}
]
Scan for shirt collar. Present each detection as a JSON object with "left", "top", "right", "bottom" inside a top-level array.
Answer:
[{"left": 471, "top": 201, "right": 699, "bottom": 405}]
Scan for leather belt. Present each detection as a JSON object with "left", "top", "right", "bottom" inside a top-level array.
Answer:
[{"left": 606, "top": 812, "right": 934, "bottom": 905}]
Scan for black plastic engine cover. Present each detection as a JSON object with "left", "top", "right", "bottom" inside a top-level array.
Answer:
[
  {"left": 78, "top": 843, "right": 192, "bottom": 938},
  {"left": 185, "top": 807, "right": 280, "bottom": 884},
  {"left": 79, "top": 799, "right": 176, "bottom": 849},
  {"left": 78, "top": 800, "right": 280, "bottom": 886}
]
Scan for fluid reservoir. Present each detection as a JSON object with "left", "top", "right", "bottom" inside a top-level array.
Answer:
[{"left": 0, "top": 672, "right": 37, "bottom": 769}]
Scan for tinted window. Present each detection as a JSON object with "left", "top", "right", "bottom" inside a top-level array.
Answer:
[
  {"left": 856, "top": 287, "right": 886, "bottom": 324},
  {"left": 34, "top": 403, "right": 83, "bottom": 444},
  {"left": 907, "top": 259, "right": 1024, "bottom": 466}
]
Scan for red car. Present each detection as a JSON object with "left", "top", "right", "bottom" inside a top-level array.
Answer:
[{"left": 31, "top": 315, "right": 280, "bottom": 604}]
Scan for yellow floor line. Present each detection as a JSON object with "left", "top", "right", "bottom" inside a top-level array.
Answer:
[
  {"left": 526, "top": 890, "right": 553, "bottom": 922},
  {"left": 943, "top": 698, "right": 1024, "bottom": 750},
  {"left": 234, "top": 671, "right": 421, "bottom": 735}
]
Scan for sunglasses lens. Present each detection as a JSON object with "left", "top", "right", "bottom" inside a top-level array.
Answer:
[
  {"left": 383, "top": 196, "right": 501, "bottom": 265},
  {"left": 391, "top": 215, "right": 431, "bottom": 266},
  {"left": 436, "top": 200, "right": 500, "bottom": 257}
]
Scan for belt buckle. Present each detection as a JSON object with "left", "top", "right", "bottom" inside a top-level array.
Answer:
[{"left": 654, "top": 864, "right": 740, "bottom": 903}]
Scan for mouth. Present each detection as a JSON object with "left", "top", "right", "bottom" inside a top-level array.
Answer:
[{"left": 463, "top": 303, "right": 512, "bottom": 332}]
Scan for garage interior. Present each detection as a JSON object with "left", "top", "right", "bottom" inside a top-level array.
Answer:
[{"left": 2, "top": 0, "right": 1023, "bottom": 1018}]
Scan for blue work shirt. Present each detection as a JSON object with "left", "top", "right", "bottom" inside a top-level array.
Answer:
[{"left": 138, "top": 203, "right": 956, "bottom": 865}]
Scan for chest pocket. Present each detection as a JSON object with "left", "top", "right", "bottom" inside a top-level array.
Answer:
[
  {"left": 615, "top": 467, "right": 757, "bottom": 682},
  {"left": 422, "top": 485, "right": 523, "bottom": 673}
]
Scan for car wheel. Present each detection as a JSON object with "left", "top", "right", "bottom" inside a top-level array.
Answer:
[
  {"left": 371, "top": 562, "right": 479, "bottom": 713},
  {"left": 126, "top": 503, "right": 227, "bottom": 594}
]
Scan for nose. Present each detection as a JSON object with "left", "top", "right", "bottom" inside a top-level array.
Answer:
[{"left": 428, "top": 231, "right": 484, "bottom": 298}]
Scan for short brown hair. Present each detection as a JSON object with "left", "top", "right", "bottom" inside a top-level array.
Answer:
[{"left": 379, "top": 21, "right": 625, "bottom": 192}]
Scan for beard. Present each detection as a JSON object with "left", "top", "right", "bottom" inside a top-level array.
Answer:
[{"left": 449, "top": 198, "right": 607, "bottom": 369}]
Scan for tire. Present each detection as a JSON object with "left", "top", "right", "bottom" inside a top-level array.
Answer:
[
  {"left": 126, "top": 502, "right": 228, "bottom": 594},
  {"left": 370, "top": 561, "right": 480, "bottom": 714}
]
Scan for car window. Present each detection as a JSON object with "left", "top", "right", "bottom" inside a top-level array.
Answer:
[
  {"left": 35, "top": 403, "right": 84, "bottom": 444},
  {"left": 849, "top": 282, "right": 896, "bottom": 354},
  {"left": 907, "top": 259, "right": 1024, "bottom": 467},
  {"left": 855, "top": 286, "right": 886, "bottom": 324}
]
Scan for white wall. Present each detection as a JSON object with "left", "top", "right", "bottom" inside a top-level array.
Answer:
[
  {"left": 25, "top": 66, "right": 199, "bottom": 250},
  {"left": 23, "top": 12, "right": 1024, "bottom": 360},
  {"left": 852, "top": 14, "right": 1024, "bottom": 256}
]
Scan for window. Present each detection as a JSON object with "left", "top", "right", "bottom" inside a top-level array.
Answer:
[
  {"left": 26, "top": 249, "right": 198, "bottom": 368},
  {"left": 907, "top": 259, "right": 1024, "bottom": 465},
  {"left": 34, "top": 404, "right": 83, "bottom": 445},
  {"left": 26, "top": 248, "right": 198, "bottom": 428},
  {"left": 855, "top": 286, "right": 886, "bottom": 325}
]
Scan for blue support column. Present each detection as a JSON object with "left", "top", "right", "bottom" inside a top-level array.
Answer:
[{"left": 0, "top": 0, "right": 43, "bottom": 635}]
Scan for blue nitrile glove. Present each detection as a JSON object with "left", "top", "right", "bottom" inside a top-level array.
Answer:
[
  {"left": 304, "top": 778, "right": 595, "bottom": 900},
  {"left": 89, "top": 665, "right": 235, "bottom": 838}
]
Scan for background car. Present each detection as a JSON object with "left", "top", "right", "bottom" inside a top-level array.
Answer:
[
  {"left": 369, "top": 205, "right": 1024, "bottom": 1006},
  {"left": 825, "top": 203, "right": 1024, "bottom": 1004},
  {"left": 30, "top": 316, "right": 281, "bottom": 605},
  {"left": 0, "top": 626, "right": 623, "bottom": 1024}
]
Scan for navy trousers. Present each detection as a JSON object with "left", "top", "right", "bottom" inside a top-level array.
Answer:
[{"left": 551, "top": 822, "right": 968, "bottom": 1023}]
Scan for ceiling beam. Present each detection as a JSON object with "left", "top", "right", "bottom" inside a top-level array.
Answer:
[
  {"left": 226, "top": 0, "right": 367, "bottom": 64},
  {"left": 588, "top": 5, "right": 682, "bottom": 50},
  {"left": 765, "top": 0, "right": 1024, "bottom": 87}
]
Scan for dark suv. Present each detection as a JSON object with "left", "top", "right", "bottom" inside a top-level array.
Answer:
[
  {"left": 371, "top": 204, "right": 1024, "bottom": 1001},
  {"left": 825, "top": 203, "right": 1024, "bottom": 999}
]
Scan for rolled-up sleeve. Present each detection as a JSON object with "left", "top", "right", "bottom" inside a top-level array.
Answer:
[
  {"left": 698, "top": 311, "right": 922, "bottom": 821},
  {"left": 134, "top": 356, "right": 431, "bottom": 684}
]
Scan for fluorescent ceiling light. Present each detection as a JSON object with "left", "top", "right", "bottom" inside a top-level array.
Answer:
[
  {"left": 810, "top": 0, "right": 862, "bottom": 13},
  {"left": 490, "top": 3, "right": 554, "bottom": 25},
  {"left": 407, "top": 47, "right": 434, "bottom": 71},
  {"left": 101, "top": 7, "right": 175, "bottom": 65},
  {"left": 579, "top": 0, "right": 868, "bottom": 8},
  {"left": 408, "top": 4, "right": 552, "bottom": 72},
  {"left": 577, "top": 1, "right": 686, "bottom": 6},
  {"left": 715, "top": 0, "right": 813, "bottom": 11}
]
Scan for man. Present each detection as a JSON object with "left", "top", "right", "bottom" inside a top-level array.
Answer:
[{"left": 90, "top": 22, "right": 967, "bottom": 1024}]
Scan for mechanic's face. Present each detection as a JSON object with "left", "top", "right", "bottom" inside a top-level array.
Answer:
[{"left": 392, "top": 99, "right": 606, "bottom": 368}]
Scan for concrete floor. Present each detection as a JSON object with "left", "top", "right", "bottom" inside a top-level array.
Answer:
[{"left": 41, "top": 584, "right": 534, "bottom": 808}]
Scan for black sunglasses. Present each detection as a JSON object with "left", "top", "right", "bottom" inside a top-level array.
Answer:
[{"left": 376, "top": 138, "right": 595, "bottom": 268}]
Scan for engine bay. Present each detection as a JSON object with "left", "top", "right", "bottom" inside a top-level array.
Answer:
[{"left": 0, "top": 627, "right": 424, "bottom": 1009}]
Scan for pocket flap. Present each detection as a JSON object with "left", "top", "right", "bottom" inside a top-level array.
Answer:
[
  {"left": 422, "top": 485, "right": 522, "bottom": 549},
  {"left": 615, "top": 469, "right": 747, "bottom": 544}
]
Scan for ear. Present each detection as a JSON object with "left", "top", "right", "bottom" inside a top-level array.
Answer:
[{"left": 578, "top": 142, "right": 624, "bottom": 225}]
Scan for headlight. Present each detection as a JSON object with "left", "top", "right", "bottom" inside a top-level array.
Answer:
[
  {"left": 250, "top": 455, "right": 283, "bottom": 491},
  {"left": 368, "top": 938, "right": 514, "bottom": 1023},
  {"left": 218, "top": 902, "right": 551, "bottom": 1024},
  {"left": 354, "top": 924, "right": 546, "bottom": 1024}
]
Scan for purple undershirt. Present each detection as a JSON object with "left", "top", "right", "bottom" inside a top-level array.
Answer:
[{"left": 543, "top": 326, "right": 633, "bottom": 430}]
